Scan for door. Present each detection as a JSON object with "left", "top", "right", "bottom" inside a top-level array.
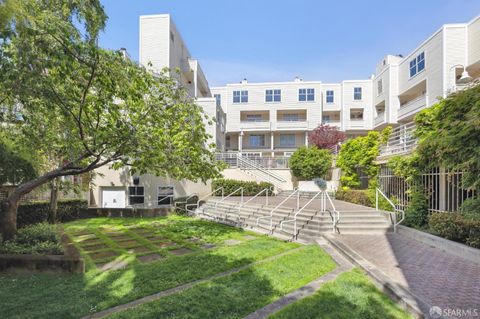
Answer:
[{"left": 102, "top": 188, "right": 126, "bottom": 208}]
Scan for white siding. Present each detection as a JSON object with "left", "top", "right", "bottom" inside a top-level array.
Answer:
[{"left": 468, "top": 16, "right": 480, "bottom": 66}]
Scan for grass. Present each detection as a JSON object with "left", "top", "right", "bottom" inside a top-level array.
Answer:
[
  {"left": 106, "top": 245, "right": 336, "bottom": 319},
  {"left": 268, "top": 268, "right": 412, "bottom": 319},
  {"left": 0, "top": 216, "right": 299, "bottom": 319}
]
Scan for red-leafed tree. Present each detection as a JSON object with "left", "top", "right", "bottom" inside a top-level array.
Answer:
[{"left": 308, "top": 124, "right": 346, "bottom": 151}]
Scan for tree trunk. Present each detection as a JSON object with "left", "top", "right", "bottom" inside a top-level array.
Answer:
[
  {"left": 49, "top": 178, "right": 59, "bottom": 224},
  {"left": 0, "top": 194, "right": 20, "bottom": 242}
]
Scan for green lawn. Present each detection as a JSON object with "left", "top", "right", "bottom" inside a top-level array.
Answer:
[
  {"left": 0, "top": 216, "right": 300, "bottom": 319},
  {"left": 106, "top": 245, "right": 336, "bottom": 319},
  {"left": 0, "top": 216, "right": 412, "bottom": 319},
  {"left": 268, "top": 269, "right": 412, "bottom": 319}
]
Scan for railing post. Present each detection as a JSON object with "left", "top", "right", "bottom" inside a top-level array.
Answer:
[
  {"left": 297, "top": 190, "right": 300, "bottom": 209},
  {"left": 241, "top": 188, "right": 244, "bottom": 205},
  {"left": 375, "top": 189, "right": 379, "bottom": 210},
  {"left": 266, "top": 189, "right": 269, "bottom": 206}
]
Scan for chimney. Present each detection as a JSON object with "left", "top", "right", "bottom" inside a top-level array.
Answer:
[
  {"left": 294, "top": 76, "right": 302, "bottom": 82},
  {"left": 241, "top": 78, "right": 248, "bottom": 84}
]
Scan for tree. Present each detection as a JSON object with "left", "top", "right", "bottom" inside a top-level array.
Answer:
[
  {"left": 289, "top": 146, "right": 332, "bottom": 180},
  {"left": 308, "top": 124, "right": 345, "bottom": 151},
  {"left": 336, "top": 128, "right": 391, "bottom": 189},
  {"left": 0, "top": 0, "right": 221, "bottom": 240}
]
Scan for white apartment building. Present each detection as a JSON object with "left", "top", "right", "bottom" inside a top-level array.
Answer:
[
  {"left": 89, "top": 14, "right": 225, "bottom": 209},
  {"left": 213, "top": 15, "right": 480, "bottom": 159}
]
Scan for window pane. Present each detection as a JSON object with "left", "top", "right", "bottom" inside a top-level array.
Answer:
[
  {"left": 280, "top": 134, "right": 296, "bottom": 146},
  {"left": 137, "top": 187, "right": 144, "bottom": 196}
]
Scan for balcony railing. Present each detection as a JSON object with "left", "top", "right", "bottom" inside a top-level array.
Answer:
[
  {"left": 398, "top": 94, "right": 427, "bottom": 120},
  {"left": 275, "top": 120, "right": 308, "bottom": 130},
  {"left": 216, "top": 152, "right": 290, "bottom": 169},
  {"left": 378, "top": 122, "right": 417, "bottom": 158},
  {"left": 374, "top": 112, "right": 386, "bottom": 127},
  {"left": 240, "top": 120, "right": 271, "bottom": 130},
  {"left": 344, "top": 119, "right": 365, "bottom": 130}
]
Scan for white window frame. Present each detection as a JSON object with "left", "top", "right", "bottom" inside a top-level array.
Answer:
[
  {"left": 249, "top": 135, "right": 265, "bottom": 147},
  {"left": 354, "top": 87, "right": 362, "bottom": 100},
  {"left": 157, "top": 186, "right": 174, "bottom": 206},
  {"left": 279, "top": 134, "right": 296, "bottom": 147},
  {"left": 409, "top": 52, "right": 425, "bottom": 78},
  {"left": 299, "top": 88, "right": 315, "bottom": 102},
  {"left": 326, "top": 90, "right": 334, "bottom": 103},
  {"left": 266, "top": 89, "right": 281, "bottom": 103},
  {"left": 233, "top": 90, "right": 248, "bottom": 103},
  {"left": 128, "top": 186, "right": 145, "bottom": 205}
]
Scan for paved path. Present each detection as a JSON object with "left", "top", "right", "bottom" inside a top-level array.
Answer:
[{"left": 333, "top": 233, "right": 480, "bottom": 317}]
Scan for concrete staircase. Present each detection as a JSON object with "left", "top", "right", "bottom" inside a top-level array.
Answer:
[{"left": 193, "top": 198, "right": 393, "bottom": 242}]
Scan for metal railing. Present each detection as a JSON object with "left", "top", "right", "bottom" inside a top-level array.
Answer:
[
  {"left": 376, "top": 188, "right": 404, "bottom": 232},
  {"left": 256, "top": 189, "right": 300, "bottom": 230},
  {"left": 237, "top": 155, "right": 286, "bottom": 182},
  {"left": 215, "top": 152, "right": 290, "bottom": 169},
  {"left": 237, "top": 187, "right": 272, "bottom": 216},
  {"left": 186, "top": 187, "right": 224, "bottom": 213},
  {"left": 378, "top": 122, "right": 417, "bottom": 158},
  {"left": 214, "top": 187, "right": 244, "bottom": 214},
  {"left": 279, "top": 190, "right": 339, "bottom": 237},
  {"left": 174, "top": 193, "right": 198, "bottom": 212}
]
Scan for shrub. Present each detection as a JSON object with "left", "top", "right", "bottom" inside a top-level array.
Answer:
[
  {"left": 308, "top": 124, "right": 345, "bottom": 150},
  {"left": 290, "top": 146, "right": 332, "bottom": 180},
  {"left": 0, "top": 223, "right": 63, "bottom": 255},
  {"left": 212, "top": 179, "right": 273, "bottom": 196},
  {"left": 428, "top": 212, "right": 469, "bottom": 243},
  {"left": 465, "top": 219, "right": 480, "bottom": 248},
  {"left": 460, "top": 197, "right": 480, "bottom": 218},
  {"left": 335, "top": 189, "right": 372, "bottom": 207},
  {"left": 403, "top": 191, "right": 429, "bottom": 228},
  {"left": 17, "top": 199, "right": 87, "bottom": 228}
]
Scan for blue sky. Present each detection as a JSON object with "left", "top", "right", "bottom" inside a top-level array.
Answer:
[{"left": 99, "top": 0, "right": 480, "bottom": 86}]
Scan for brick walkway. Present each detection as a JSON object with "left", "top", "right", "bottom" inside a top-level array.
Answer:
[{"left": 334, "top": 234, "right": 480, "bottom": 316}]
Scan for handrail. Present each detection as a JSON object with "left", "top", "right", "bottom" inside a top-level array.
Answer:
[
  {"left": 214, "top": 187, "right": 244, "bottom": 214},
  {"left": 186, "top": 187, "right": 224, "bottom": 213},
  {"left": 324, "top": 191, "right": 340, "bottom": 232},
  {"left": 280, "top": 191, "right": 322, "bottom": 238},
  {"left": 237, "top": 187, "right": 272, "bottom": 214},
  {"left": 256, "top": 189, "right": 299, "bottom": 230},
  {"left": 237, "top": 155, "right": 287, "bottom": 182},
  {"left": 174, "top": 193, "right": 198, "bottom": 212},
  {"left": 376, "top": 188, "right": 404, "bottom": 232}
]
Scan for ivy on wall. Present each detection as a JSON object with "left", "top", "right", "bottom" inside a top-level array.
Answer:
[{"left": 336, "top": 127, "right": 392, "bottom": 189}]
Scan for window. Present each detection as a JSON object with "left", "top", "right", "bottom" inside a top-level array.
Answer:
[
  {"left": 409, "top": 52, "right": 425, "bottom": 77},
  {"left": 354, "top": 87, "right": 362, "bottom": 100},
  {"left": 377, "top": 80, "right": 383, "bottom": 95},
  {"left": 322, "top": 115, "right": 331, "bottom": 123},
  {"left": 245, "top": 114, "right": 263, "bottom": 122},
  {"left": 350, "top": 109, "right": 364, "bottom": 120},
  {"left": 225, "top": 136, "right": 231, "bottom": 148},
  {"left": 282, "top": 113, "right": 300, "bottom": 122},
  {"left": 158, "top": 186, "right": 174, "bottom": 206},
  {"left": 326, "top": 90, "right": 334, "bottom": 103},
  {"left": 128, "top": 186, "right": 144, "bottom": 205},
  {"left": 299, "top": 88, "right": 315, "bottom": 101},
  {"left": 214, "top": 94, "right": 221, "bottom": 107},
  {"left": 266, "top": 89, "right": 281, "bottom": 102},
  {"left": 233, "top": 90, "right": 248, "bottom": 103},
  {"left": 279, "top": 134, "right": 296, "bottom": 147},
  {"left": 249, "top": 135, "right": 265, "bottom": 147}
]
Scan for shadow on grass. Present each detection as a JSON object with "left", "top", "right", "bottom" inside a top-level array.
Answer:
[
  {"left": 268, "top": 269, "right": 411, "bottom": 319},
  {"left": 0, "top": 216, "right": 296, "bottom": 319}
]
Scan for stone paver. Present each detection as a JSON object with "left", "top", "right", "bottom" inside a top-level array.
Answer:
[
  {"left": 335, "top": 233, "right": 480, "bottom": 313},
  {"left": 224, "top": 239, "right": 242, "bottom": 246},
  {"left": 170, "top": 247, "right": 194, "bottom": 256}
]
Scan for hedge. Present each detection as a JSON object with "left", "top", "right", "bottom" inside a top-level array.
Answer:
[
  {"left": 17, "top": 199, "right": 87, "bottom": 228},
  {"left": 212, "top": 179, "right": 273, "bottom": 196},
  {"left": 429, "top": 212, "right": 480, "bottom": 248},
  {"left": 0, "top": 222, "right": 63, "bottom": 254}
]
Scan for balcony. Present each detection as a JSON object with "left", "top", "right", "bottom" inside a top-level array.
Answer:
[
  {"left": 374, "top": 112, "right": 386, "bottom": 127},
  {"left": 398, "top": 94, "right": 427, "bottom": 121},
  {"left": 344, "top": 119, "right": 365, "bottom": 130},
  {"left": 240, "top": 120, "right": 271, "bottom": 131},
  {"left": 378, "top": 122, "right": 417, "bottom": 159},
  {"left": 275, "top": 120, "right": 308, "bottom": 130}
]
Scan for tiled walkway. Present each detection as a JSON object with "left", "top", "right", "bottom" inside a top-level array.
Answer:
[{"left": 335, "top": 234, "right": 480, "bottom": 316}]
